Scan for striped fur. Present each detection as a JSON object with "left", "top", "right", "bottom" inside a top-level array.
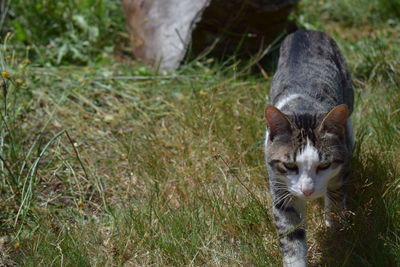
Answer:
[{"left": 264, "top": 30, "right": 354, "bottom": 267}]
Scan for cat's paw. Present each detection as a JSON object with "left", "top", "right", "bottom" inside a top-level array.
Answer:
[
  {"left": 323, "top": 211, "right": 333, "bottom": 227},
  {"left": 324, "top": 217, "right": 333, "bottom": 228}
]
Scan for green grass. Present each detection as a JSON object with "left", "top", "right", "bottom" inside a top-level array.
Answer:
[{"left": 0, "top": 0, "right": 399, "bottom": 266}]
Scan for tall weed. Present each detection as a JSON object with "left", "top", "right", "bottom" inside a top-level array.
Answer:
[{"left": 0, "top": 37, "right": 75, "bottom": 238}]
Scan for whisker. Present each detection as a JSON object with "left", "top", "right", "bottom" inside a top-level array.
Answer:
[
  {"left": 328, "top": 190, "right": 344, "bottom": 200},
  {"left": 273, "top": 193, "right": 290, "bottom": 205},
  {"left": 282, "top": 195, "right": 293, "bottom": 210},
  {"left": 272, "top": 187, "right": 288, "bottom": 191},
  {"left": 275, "top": 191, "right": 289, "bottom": 202},
  {"left": 271, "top": 183, "right": 287, "bottom": 187},
  {"left": 274, "top": 195, "right": 290, "bottom": 207}
]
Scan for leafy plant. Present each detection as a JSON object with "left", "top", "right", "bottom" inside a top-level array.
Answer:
[{"left": 7, "top": 0, "right": 126, "bottom": 65}]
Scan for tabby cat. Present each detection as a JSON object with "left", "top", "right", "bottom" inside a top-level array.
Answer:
[{"left": 264, "top": 30, "right": 354, "bottom": 266}]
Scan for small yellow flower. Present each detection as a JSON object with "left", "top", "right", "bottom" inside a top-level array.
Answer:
[
  {"left": 199, "top": 91, "right": 206, "bottom": 98},
  {"left": 2, "top": 71, "right": 9, "bottom": 79},
  {"left": 77, "top": 200, "right": 84, "bottom": 208},
  {"left": 14, "top": 242, "right": 21, "bottom": 249}
]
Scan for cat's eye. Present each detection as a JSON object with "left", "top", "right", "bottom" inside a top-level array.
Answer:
[
  {"left": 283, "top": 162, "right": 298, "bottom": 172},
  {"left": 318, "top": 162, "right": 331, "bottom": 170}
]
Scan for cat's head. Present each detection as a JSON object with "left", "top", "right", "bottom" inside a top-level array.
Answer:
[{"left": 264, "top": 104, "right": 351, "bottom": 200}]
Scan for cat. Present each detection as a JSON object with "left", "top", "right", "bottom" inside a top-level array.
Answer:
[{"left": 264, "top": 30, "right": 354, "bottom": 267}]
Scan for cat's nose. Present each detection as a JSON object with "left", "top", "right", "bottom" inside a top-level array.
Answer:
[{"left": 301, "top": 188, "right": 315, "bottom": 196}]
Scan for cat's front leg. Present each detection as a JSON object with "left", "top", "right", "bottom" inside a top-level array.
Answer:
[
  {"left": 324, "top": 187, "right": 347, "bottom": 227},
  {"left": 324, "top": 172, "right": 349, "bottom": 227},
  {"left": 272, "top": 190, "right": 307, "bottom": 267}
]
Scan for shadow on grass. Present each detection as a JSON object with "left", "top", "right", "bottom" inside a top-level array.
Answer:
[{"left": 315, "top": 144, "right": 399, "bottom": 266}]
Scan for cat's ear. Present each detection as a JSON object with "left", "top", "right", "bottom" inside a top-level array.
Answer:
[
  {"left": 264, "top": 106, "right": 292, "bottom": 140},
  {"left": 319, "top": 104, "right": 349, "bottom": 137}
]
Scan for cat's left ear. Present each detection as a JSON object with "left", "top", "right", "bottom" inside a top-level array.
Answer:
[{"left": 319, "top": 104, "right": 349, "bottom": 137}]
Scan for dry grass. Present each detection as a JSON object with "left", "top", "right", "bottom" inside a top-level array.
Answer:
[{"left": 0, "top": 0, "right": 399, "bottom": 266}]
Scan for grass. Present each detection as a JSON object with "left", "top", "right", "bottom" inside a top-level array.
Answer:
[
  {"left": 0, "top": 0, "right": 399, "bottom": 266},
  {"left": 4, "top": 0, "right": 127, "bottom": 65}
]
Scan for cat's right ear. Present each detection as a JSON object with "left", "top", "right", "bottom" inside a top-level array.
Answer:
[
  {"left": 264, "top": 106, "right": 292, "bottom": 141},
  {"left": 318, "top": 104, "right": 348, "bottom": 137}
]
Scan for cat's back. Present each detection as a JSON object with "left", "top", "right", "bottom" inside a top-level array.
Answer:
[{"left": 270, "top": 30, "right": 353, "bottom": 114}]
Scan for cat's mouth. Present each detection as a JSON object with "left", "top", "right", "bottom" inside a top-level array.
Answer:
[{"left": 288, "top": 188, "right": 325, "bottom": 200}]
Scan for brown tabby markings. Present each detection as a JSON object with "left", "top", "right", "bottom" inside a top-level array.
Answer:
[{"left": 264, "top": 30, "right": 354, "bottom": 267}]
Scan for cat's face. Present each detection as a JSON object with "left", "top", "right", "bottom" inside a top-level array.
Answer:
[{"left": 264, "top": 105, "right": 350, "bottom": 200}]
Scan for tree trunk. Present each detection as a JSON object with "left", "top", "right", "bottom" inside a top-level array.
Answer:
[{"left": 122, "top": 0, "right": 299, "bottom": 71}]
